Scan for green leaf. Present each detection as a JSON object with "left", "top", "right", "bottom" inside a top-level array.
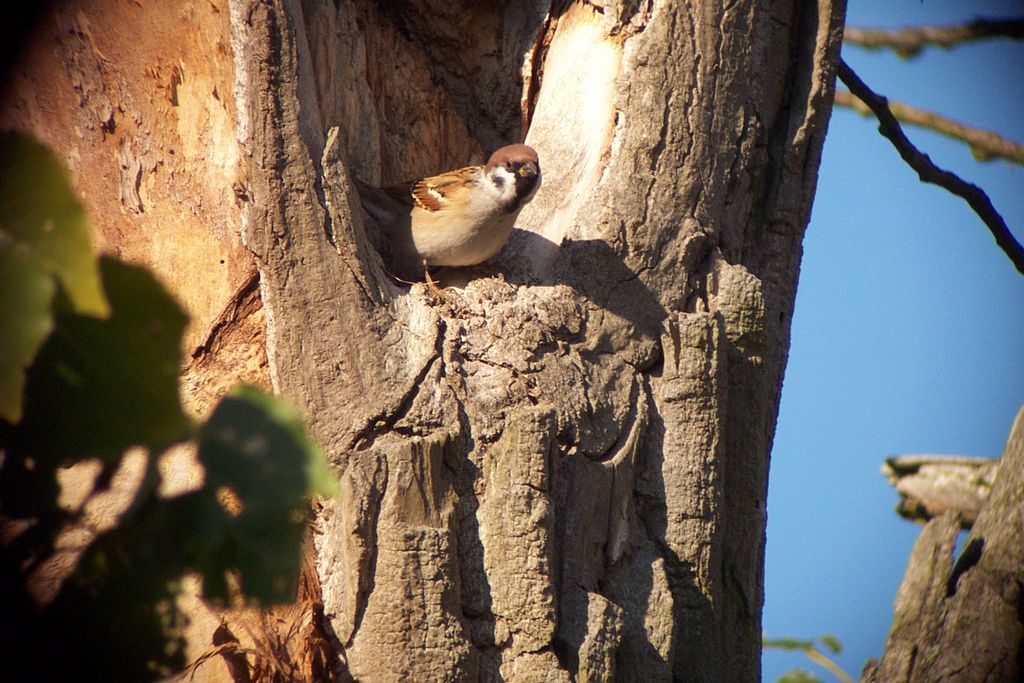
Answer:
[
  {"left": 0, "top": 132, "right": 109, "bottom": 422},
  {"left": 0, "top": 248, "right": 55, "bottom": 421},
  {"left": 0, "top": 132, "right": 107, "bottom": 316},
  {"left": 819, "top": 634, "right": 843, "bottom": 654},
  {"left": 194, "top": 386, "right": 336, "bottom": 605},
  {"left": 777, "top": 669, "right": 826, "bottom": 683},
  {"left": 11, "top": 257, "right": 192, "bottom": 464},
  {"left": 43, "top": 507, "right": 190, "bottom": 680},
  {"left": 38, "top": 382, "right": 337, "bottom": 677},
  {"left": 764, "top": 635, "right": 815, "bottom": 652}
]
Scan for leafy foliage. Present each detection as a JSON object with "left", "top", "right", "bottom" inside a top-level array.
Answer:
[
  {"left": 14, "top": 257, "right": 192, "bottom": 465},
  {"left": 764, "top": 634, "right": 854, "bottom": 683},
  {"left": 0, "top": 132, "right": 336, "bottom": 680},
  {"left": 778, "top": 670, "right": 827, "bottom": 683},
  {"left": 0, "top": 131, "right": 108, "bottom": 422},
  {"left": 819, "top": 633, "right": 843, "bottom": 654},
  {"left": 195, "top": 385, "right": 335, "bottom": 604}
]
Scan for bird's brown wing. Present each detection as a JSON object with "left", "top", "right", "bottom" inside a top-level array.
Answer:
[{"left": 407, "top": 165, "right": 481, "bottom": 212}]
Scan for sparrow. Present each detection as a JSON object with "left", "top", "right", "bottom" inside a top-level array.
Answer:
[{"left": 355, "top": 144, "right": 541, "bottom": 283}]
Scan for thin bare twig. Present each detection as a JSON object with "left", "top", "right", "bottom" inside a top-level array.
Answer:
[
  {"left": 834, "top": 90, "right": 1024, "bottom": 166},
  {"left": 836, "top": 59, "right": 1024, "bottom": 276},
  {"left": 845, "top": 18, "right": 1024, "bottom": 58}
]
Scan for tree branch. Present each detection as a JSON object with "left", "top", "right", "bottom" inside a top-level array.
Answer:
[
  {"left": 834, "top": 90, "right": 1024, "bottom": 166},
  {"left": 881, "top": 454, "right": 999, "bottom": 528},
  {"left": 844, "top": 18, "right": 1024, "bottom": 58},
  {"left": 837, "top": 59, "right": 1024, "bottom": 276}
]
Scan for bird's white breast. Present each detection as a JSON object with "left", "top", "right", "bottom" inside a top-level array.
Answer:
[{"left": 410, "top": 206, "right": 517, "bottom": 267}]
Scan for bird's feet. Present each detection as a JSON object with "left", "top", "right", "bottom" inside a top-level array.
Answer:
[{"left": 423, "top": 263, "right": 445, "bottom": 297}]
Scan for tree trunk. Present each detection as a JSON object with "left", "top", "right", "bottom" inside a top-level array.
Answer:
[
  {"left": 864, "top": 405, "right": 1024, "bottom": 683},
  {"left": 1, "top": 0, "right": 844, "bottom": 680}
]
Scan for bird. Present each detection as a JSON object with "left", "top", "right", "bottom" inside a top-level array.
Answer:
[{"left": 354, "top": 144, "right": 541, "bottom": 285}]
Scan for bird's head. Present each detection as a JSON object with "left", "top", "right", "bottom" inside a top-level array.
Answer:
[{"left": 485, "top": 144, "right": 541, "bottom": 210}]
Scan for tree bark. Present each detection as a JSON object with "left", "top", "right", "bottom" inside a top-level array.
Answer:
[
  {"left": 1, "top": 0, "right": 844, "bottom": 680},
  {"left": 232, "top": 0, "right": 843, "bottom": 680},
  {"left": 864, "top": 406, "right": 1024, "bottom": 683}
]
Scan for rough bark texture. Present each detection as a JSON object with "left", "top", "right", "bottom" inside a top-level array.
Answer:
[
  {"left": 2, "top": 0, "right": 845, "bottom": 680},
  {"left": 864, "top": 406, "right": 1024, "bottom": 683},
  {"left": 232, "top": 0, "right": 844, "bottom": 680}
]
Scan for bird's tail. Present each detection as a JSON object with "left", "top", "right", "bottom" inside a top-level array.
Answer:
[{"left": 352, "top": 178, "right": 399, "bottom": 226}]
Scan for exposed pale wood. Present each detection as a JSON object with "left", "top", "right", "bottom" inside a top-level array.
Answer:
[{"left": 0, "top": 0, "right": 253, "bottom": 358}]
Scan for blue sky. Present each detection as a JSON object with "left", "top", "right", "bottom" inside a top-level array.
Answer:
[{"left": 762, "top": 1, "right": 1024, "bottom": 680}]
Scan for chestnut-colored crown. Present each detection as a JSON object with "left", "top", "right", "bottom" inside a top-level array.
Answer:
[{"left": 485, "top": 144, "right": 539, "bottom": 171}]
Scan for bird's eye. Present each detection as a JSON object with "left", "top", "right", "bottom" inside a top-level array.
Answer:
[{"left": 505, "top": 161, "right": 514, "bottom": 171}]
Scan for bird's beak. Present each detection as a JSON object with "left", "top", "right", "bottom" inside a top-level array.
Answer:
[{"left": 518, "top": 162, "right": 538, "bottom": 178}]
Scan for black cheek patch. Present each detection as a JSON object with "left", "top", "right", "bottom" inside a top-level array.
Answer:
[
  {"left": 514, "top": 174, "right": 539, "bottom": 202},
  {"left": 503, "top": 175, "right": 538, "bottom": 213}
]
